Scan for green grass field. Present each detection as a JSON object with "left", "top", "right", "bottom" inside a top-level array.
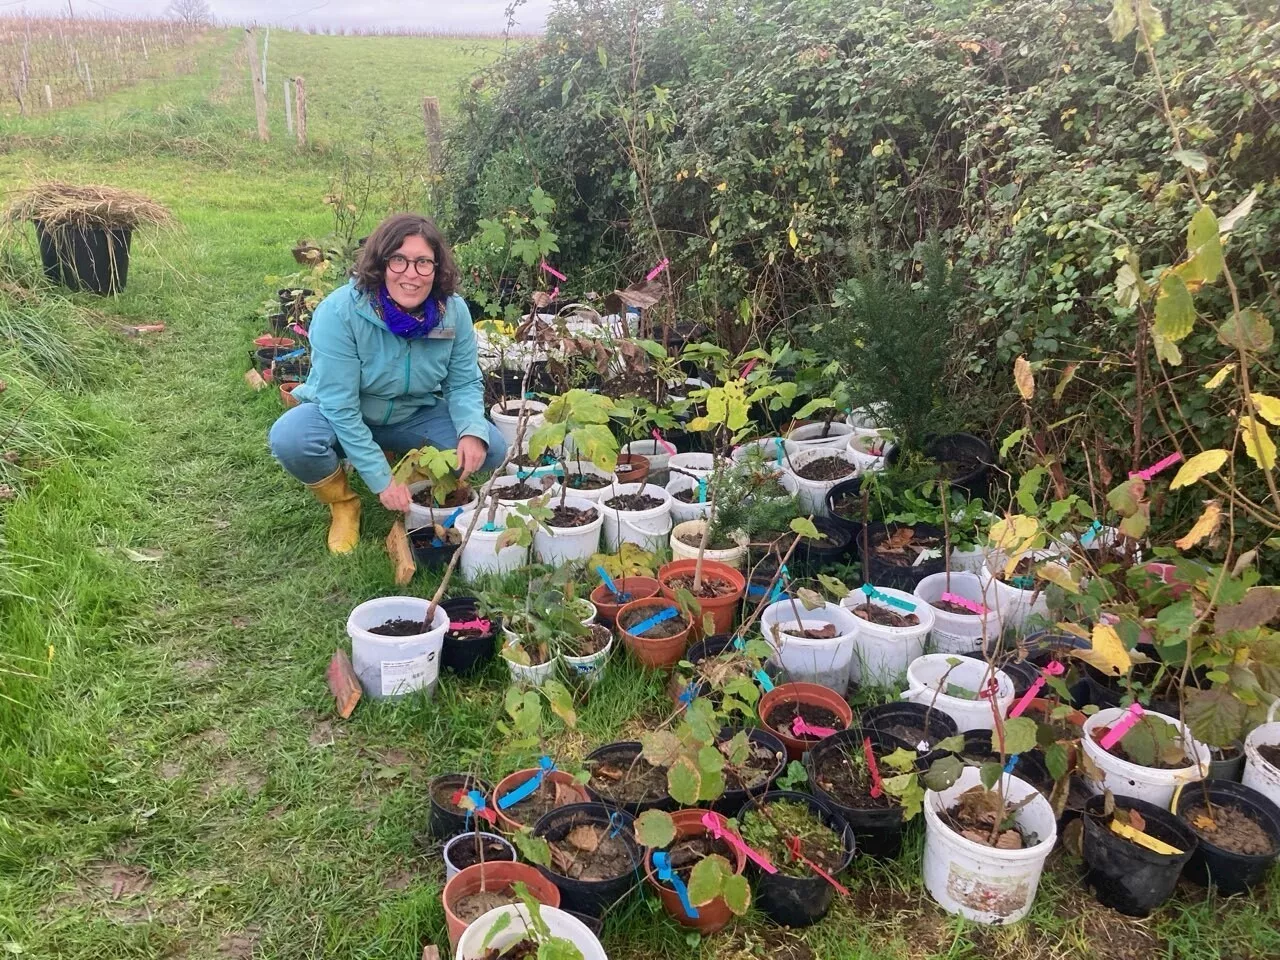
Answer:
[{"left": 0, "top": 27, "right": 1278, "bottom": 960}]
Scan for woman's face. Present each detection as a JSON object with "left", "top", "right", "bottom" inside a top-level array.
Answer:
[{"left": 384, "top": 234, "right": 436, "bottom": 311}]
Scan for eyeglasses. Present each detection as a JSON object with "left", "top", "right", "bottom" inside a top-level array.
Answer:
[{"left": 386, "top": 254, "right": 437, "bottom": 276}]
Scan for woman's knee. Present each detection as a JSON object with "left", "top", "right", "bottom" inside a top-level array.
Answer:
[{"left": 269, "top": 404, "right": 338, "bottom": 478}]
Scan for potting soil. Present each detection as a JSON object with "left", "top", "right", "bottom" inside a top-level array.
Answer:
[
  {"left": 740, "top": 801, "right": 844, "bottom": 878},
  {"left": 604, "top": 493, "right": 664, "bottom": 511},
  {"left": 588, "top": 750, "right": 668, "bottom": 803},
  {"left": 368, "top": 617, "right": 427, "bottom": 637},
  {"left": 850, "top": 602, "right": 920, "bottom": 628},
  {"left": 621, "top": 605, "right": 687, "bottom": 639},
  {"left": 1256, "top": 744, "right": 1280, "bottom": 769},
  {"left": 664, "top": 834, "right": 735, "bottom": 881},
  {"left": 501, "top": 777, "right": 581, "bottom": 826},
  {"left": 432, "top": 778, "right": 484, "bottom": 811},
  {"left": 481, "top": 937, "right": 538, "bottom": 959},
  {"left": 664, "top": 573, "right": 736, "bottom": 599},
  {"left": 495, "top": 481, "right": 546, "bottom": 500},
  {"left": 871, "top": 526, "right": 942, "bottom": 567},
  {"left": 943, "top": 785, "right": 1034, "bottom": 849},
  {"left": 673, "top": 487, "right": 704, "bottom": 504},
  {"left": 455, "top": 888, "right": 524, "bottom": 925},
  {"left": 676, "top": 531, "right": 736, "bottom": 551},
  {"left": 411, "top": 487, "right": 473, "bottom": 508},
  {"left": 931, "top": 598, "right": 980, "bottom": 616},
  {"left": 1185, "top": 802, "right": 1276, "bottom": 856},
  {"left": 794, "top": 456, "right": 854, "bottom": 482},
  {"left": 766, "top": 702, "right": 847, "bottom": 741},
  {"left": 549, "top": 505, "right": 598, "bottom": 528},
  {"left": 568, "top": 473, "right": 611, "bottom": 490},
  {"left": 722, "top": 739, "right": 781, "bottom": 790},
  {"left": 569, "top": 626, "right": 610, "bottom": 656},
  {"left": 549, "top": 823, "right": 636, "bottom": 881},
  {"left": 813, "top": 748, "right": 896, "bottom": 810},
  {"left": 449, "top": 834, "right": 515, "bottom": 870}
]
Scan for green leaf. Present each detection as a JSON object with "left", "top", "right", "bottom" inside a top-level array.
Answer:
[
  {"left": 697, "top": 767, "right": 726, "bottom": 802},
  {"left": 1044, "top": 743, "right": 1069, "bottom": 782},
  {"left": 881, "top": 773, "right": 924, "bottom": 820},
  {"left": 570, "top": 424, "right": 619, "bottom": 472},
  {"left": 921, "top": 754, "right": 963, "bottom": 792},
  {"left": 979, "top": 761, "right": 1004, "bottom": 790},
  {"left": 1170, "top": 449, "right": 1229, "bottom": 489},
  {"left": 789, "top": 517, "right": 822, "bottom": 540},
  {"left": 542, "top": 680, "right": 577, "bottom": 728},
  {"left": 1154, "top": 273, "right": 1195, "bottom": 344},
  {"left": 1172, "top": 149, "right": 1208, "bottom": 174},
  {"left": 698, "top": 744, "right": 727, "bottom": 774},
  {"left": 1000, "top": 716, "right": 1038, "bottom": 756},
  {"left": 481, "top": 911, "right": 513, "bottom": 950},
  {"left": 635, "top": 809, "right": 677, "bottom": 848},
  {"left": 687, "top": 855, "right": 731, "bottom": 906},
  {"left": 1106, "top": 478, "right": 1144, "bottom": 517},
  {"left": 667, "top": 755, "right": 703, "bottom": 806},
  {"left": 880, "top": 746, "right": 918, "bottom": 773},
  {"left": 1184, "top": 686, "right": 1247, "bottom": 749},
  {"left": 721, "top": 873, "right": 751, "bottom": 915},
  {"left": 1114, "top": 263, "right": 1142, "bottom": 309},
  {"left": 933, "top": 735, "right": 967, "bottom": 754},
  {"left": 1217, "top": 308, "right": 1274, "bottom": 353},
  {"left": 511, "top": 830, "right": 552, "bottom": 867},
  {"left": 1104, "top": 0, "right": 1135, "bottom": 41},
  {"left": 1137, "top": 0, "right": 1165, "bottom": 43},
  {"left": 1016, "top": 466, "right": 1047, "bottom": 513},
  {"left": 1187, "top": 206, "right": 1223, "bottom": 284},
  {"left": 793, "top": 397, "right": 835, "bottom": 420},
  {"left": 640, "top": 730, "right": 682, "bottom": 767},
  {"left": 817, "top": 573, "right": 848, "bottom": 599},
  {"left": 999, "top": 428, "right": 1027, "bottom": 459}
]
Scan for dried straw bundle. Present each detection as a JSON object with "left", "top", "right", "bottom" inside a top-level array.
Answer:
[{"left": 6, "top": 181, "right": 175, "bottom": 231}]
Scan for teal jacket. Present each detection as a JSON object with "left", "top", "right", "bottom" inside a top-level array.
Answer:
[{"left": 292, "top": 281, "right": 486, "bottom": 494}]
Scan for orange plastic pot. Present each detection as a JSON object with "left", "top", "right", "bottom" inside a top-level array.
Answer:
[
  {"left": 615, "top": 453, "right": 651, "bottom": 486},
  {"left": 490, "top": 768, "right": 590, "bottom": 833},
  {"left": 618, "top": 597, "right": 692, "bottom": 670},
  {"left": 280, "top": 380, "right": 302, "bottom": 408},
  {"left": 443, "top": 859, "right": 561, "bottom": 949},
  {"left": 645, "top": 809, "right": 746, "bottom": 933},
  {"left": 590, "top": 575, "right": 662, "bottom": 626},
  {"left": 658, "top": 559, "right": 746, "bottom": 638},
  {"left": 758, "top": 682, "right": 855, "bottom": 762},
  {"left": 254, "top": 334, "right": 295, "bottom": 349}
]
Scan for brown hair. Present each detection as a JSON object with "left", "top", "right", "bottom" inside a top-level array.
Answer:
[{"left": 352, "top": 213, "right": 460, "bottom": 304}]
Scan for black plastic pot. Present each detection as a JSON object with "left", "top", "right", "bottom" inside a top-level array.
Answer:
[
  {"left": 805, "top": 727, "right": 907, "bottom": 860},
  {"left": 1082, "top": 794, "right": 1197, "bottom": 917},
  {"left": 712, "top": 726, "right": 788, "bottom": 817},
  {"left": 428, "top": 772, "right": 493, "bottom": 838},
  {"left": 36, "top": 221, "right": 132, "bottom": 294},
  {"left": 1175, "top": 779, "right": 1280, "bottom": 894},
  {"left": 440, "top": 596, "right": 499, "bottom": 675},
  {"left": 583, "top": 741, "right": 674, "bottom": 815},
  {"left": 409, "top": 527, "right": 459, "bottom": 571},
  {"left": 1208, "top": 742, "right": 1246, "bottom": 782},
  {"left": 952, "top": 731, "right": 1054, "bottom": 796},
  {"left": 859, "top": 701, "right": 958, "bottom": 753},
  {"left": 885, "top": 432, "right": 994, "bottom": 499},
  {"left": 855, "top": 522, "right": 947, "bottom": 592},
  {"left": 795, "top": 516, "right": 855, "bottom": 574},
  {"left": 959, "top": 650, "right": 1040, "bottom": 698},
  {"left": 679, "top": 636, "right": 784, "bottom": 704},
  {"left": 532, "top": 802, "right": 642, "bottom": 917},
  {"left": 737, "top": 790, "right": 855, "bottom": 927},
  {"left": 823, "top": 476, "right": 865, "bottom": 542}
]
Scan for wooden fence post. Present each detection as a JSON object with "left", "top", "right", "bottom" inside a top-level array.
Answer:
[
  {"left": 294, "top": 76, "right": 307, "bottom": 147},
  {"left": 244, "top": 29, "right": 269, "bottom": 142},
  {"left": 422, "top": 96, "right": 442, "bottom": 170},
  {"left": 283, "top": 77, "right": 293, "bottom": 135},
  {"left": 44, "top": 83, "right": 52, "bottom": 109}
]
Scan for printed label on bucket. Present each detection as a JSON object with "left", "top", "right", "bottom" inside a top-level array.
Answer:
[
  {"left": 380, "top": 651, "right": 436, "bottom": 697},
  {"left": 945, "top": 861, "right": 1030, "bottom": 919}
]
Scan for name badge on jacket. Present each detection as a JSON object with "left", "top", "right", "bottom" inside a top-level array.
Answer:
[{"left": 426, "top": 327, "right": 456, "bottom": 339}]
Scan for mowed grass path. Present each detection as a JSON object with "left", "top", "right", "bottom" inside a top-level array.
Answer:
[{"left": 1, "top": 29, "right": 1278, "bottom": 960}]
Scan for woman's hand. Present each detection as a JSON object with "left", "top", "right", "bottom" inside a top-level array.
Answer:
[
  {"left": 379, "top": 481, "right": 413, "bottom": 513},
  {"left": 456, "top": 436, "right": 489, "bottom": 481}
]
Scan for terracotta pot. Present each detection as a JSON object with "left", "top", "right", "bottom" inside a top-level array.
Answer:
[
  {"left": 618, "top": 597, "right": 692, "bottom": 670},
  {"left": 443, "top": 859, "right": 562, "bottom": 949},
  {"left": 490, "top": 768, "right": 590, "bottom": 833},
  {"left": 658, "top": 559, "right": 746, "bottom": 638},
  {"left": 254, "top": 334, "right": 295, "bottom": 349},
  {"left": 590, "top": 576, "right": 662, "bottom": 625},
  {"left": 615, "top": 453, "right": 651, "bottom": 486},
  {"left": 758, "top": 682, "right": 855, "bottom": 762},
  {"left": 645, "top": 808, "right": 746, "bottom": 933},
  {"left": 280, "top": 380, "right": 302, "bottom": 408}
]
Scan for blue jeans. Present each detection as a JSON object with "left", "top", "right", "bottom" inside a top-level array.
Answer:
[{"left": 269, "top": 401, "right": 508, "bottom": 486}]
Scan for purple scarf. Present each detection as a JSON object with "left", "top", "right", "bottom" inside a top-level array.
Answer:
[{"left": 377, "top": 285, "right": 440, "bottom": 340}]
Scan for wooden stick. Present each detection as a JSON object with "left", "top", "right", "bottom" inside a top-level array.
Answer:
[
  {"left": 282, "top": 76, "right": 293, "bottom": 134},
  {"left": 422, "top": 95, "right": 442, "bottom": 170},
  {"left": 244, "top": 29, "right": 268, "bottom": 142},
  {"left": 294, "top": 76, "right": 307, "bottom": 146}
]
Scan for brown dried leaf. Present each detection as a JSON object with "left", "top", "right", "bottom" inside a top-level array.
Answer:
[{"left": 566, "top": 825, "right": 601, "bottom": 852}]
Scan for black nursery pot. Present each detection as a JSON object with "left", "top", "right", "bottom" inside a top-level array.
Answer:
[
  {"left": 1175, "top": 779, "right": 1280, "bottom": 895},
  {"left": 959, "top": 650, "right": 1040, "bottom": 698},
  {"left": 855, "top": 522, "right": 947, "bottom": 592},
  {"left": 823, "top": 476, "right": 865, "bottom": 542},
  {"left": 532, "top": 803, "right": 642, "bottom": 917},
  {"left": 711, "top": 726, "right": 788, "bottom": 817},
  {"left": 583, "top": 741, "right": 674, "bottom": 816},
  {"left": 950, "top": 731, "right": 1054, "bottom": 796},
  {"left": 859, "top": 701, "right": 958, "bottom": 753},
  {"left": 428, "top": 772, "right": 493, "bottom": 839},
  {"left": 737, "top": 789, "right": 855, "bottom": 927},
  {"left": 1082, "top": 794, "right": 1197, "bottom": 917},
  {"left": 795, "top": 516, "right": 855, "bottom": 574},
  {"left": 440, "top": 596, "right": 499, "bottom": 676},
  {"left": 805, "top": 727, "right": 908, "bottom": 860},
  {"left": 37, "top": 221, "right": 132, "bottom": 294},
  {"left": 409, "top": 527, "right": 459, "bottom": 571},
  {"left": 884, "top": 432, "right": 994, "bottom": 499}
]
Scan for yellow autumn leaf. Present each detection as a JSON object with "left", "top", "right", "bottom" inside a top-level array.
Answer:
[
  {"left": 1250, "top": 393, "right": 1280, "bottom": 427},
  {"left": 1204, "top": 365, "right": 1234, "bottom": 390},
  {"left": 1175, "top": 500, "right": 1222, "bottom": 551},
  {"left": 1240, "top": 416, "right": 1277, "bottom": 470},
  {"left": 716, "top": 182, "right": 727, "bottom": 192},
  {"left": 1072, "top": 623, "right": 1133, "bottom": 677},
  {"left": 989, "top": 514, "right": 1043, "bottom": 575},
  {"left": 1037, "top": 561, "right": 1080, "bottom": 595},
  {"left": 1014, "top": 355, "right": 1034, "bottom": 401},
  {"left": 1169, "top": 449, "right": 1230, "bottom": 489},
  {"left": 788, "top": 228, "right": 798, "bottom": 249}
]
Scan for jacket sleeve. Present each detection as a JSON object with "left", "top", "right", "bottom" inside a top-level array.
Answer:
[
  {"left": 307, "top": 290, "right": 394, "bottom": 493},
  {"left": 443, "top": 297, "right": 490, "bottom": 444}
]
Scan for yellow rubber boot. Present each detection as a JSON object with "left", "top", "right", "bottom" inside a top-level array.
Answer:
[{"left": 307, "top": 467, "right": 361, "bottom": 554}]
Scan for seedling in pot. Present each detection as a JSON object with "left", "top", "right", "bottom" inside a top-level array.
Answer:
[
  {"left": 477, "top": 881, "right": 586, "bottom": 960},
  {"left": 636, "top": 809, "right": 751, "bottom": 920},
  {"left": 527, "top": 389, "right": 619, "bottom": 513},
  {"left": 738, "top": 799, "right": 845, "bottom": 883}
]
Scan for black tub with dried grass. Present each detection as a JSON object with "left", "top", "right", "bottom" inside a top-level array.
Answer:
[{"left": 6, "top": 182, "right": 175, "bottom": 295}]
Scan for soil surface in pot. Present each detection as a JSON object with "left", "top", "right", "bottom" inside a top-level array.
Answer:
[
  {"left": 499, "top": 777, "right": 582, "bottom": 826},
  {"left": 766, "top": 702, "right": 847, "bottom": 742},
  {"left": 512, "top": 452, "right": 557, "bottom": 469},
  {"left": 481, "top": 937, "right": 538, "bottom": 960},
  {"left": 673, "top": 487, "right": 709, "bottom": 504},
  {"left": 934, "top": 450, "right": 984, "bottom": 480},
  {"left": 997, "top": 555, "right": 1046, "bottom": 587},
  {"left": 1210, "top": 744, "right": 1242, "bottom": 762},
  {"left": 496, "top": 481, "right": 547, "bottom": 500},
  {"left": 497, "top": 403, "right": 538, "bottom": 417},
  {"left": 664, "top": 573, "right": 737, "bottom": 600},
  {"left": 368, "top": 617, "right": 428, "bottom": 637},
  {"left": 1257, "top": 743, "right": 1280, "bottom": 768},
  {"left": 1184, "top": 802, "right": 1276, "bottom": 855},
  {"left": 870, "top": 526, "right": 943, "bottom": 567},
  {"left": 941, "top": 785, "right": 1034, "bottom": 849},
  {"left": 794, "top": 456, "right": 855, "bottom": 482},
  {"left": 588, "top": 751, "right": 668, "bottom": 803},
  {"left": 722, "top": 739, "right": 781, "bottom": 791},
  {"left": 1090, "top": 729, "right": 1193, "bottom": 770},
  {"left": 812, "top": 745, "right": 897, "bottom": 810},
  {"left": 676, "top": 531, "right": 737, "bottom": 550},
  {"left": 848, "top": 601, "right": 920, "bottom": 628},
  {"left": 549, "top": 505, "right": 599, "bottom": 528},
  {"left": 432, "top": 777, "right": 485, "bottom": 812},
  {"left": 882, "top": 722, "right": 934, "bottom": 749},
  {"left": 568, "top": 473, "right": 611, "bottom": 491},
  {"left": 454, "top": 888, "right": 522, "bottom": 926},
  {"left": 773, "top": 621, "right": 838, "bottom": 640},
  {"left": 740, "top": 800, "right": 845, "bottom": 877},
  {"left": 570, "top": 626, "right": 610, "bottom": 657},
  {"left": 412, "top": 487, "right": 473, "bottom": 508},
  {"left": 660, "top": 833, "right": 734, "bottom": 881},
  {"left": 620, "top": 605, "right": 687, "bottom": 639},
  {"left": 605, "top": 493, "right": 664, "bottom": 511},
  {"left": 548, "top": 822, "right": 636, "bottom": 880},
  {"left": 504, "top": 640, "right": 552, "bottom": 666},
  {"left": 931, "top": 598, "right": 980, "bottom": 616},
  {"left": 448, "top": 834, "right": 515, "bottom": 870}
]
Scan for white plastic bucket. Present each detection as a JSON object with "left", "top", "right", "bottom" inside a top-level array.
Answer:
[
  {"left": 787, "top": 421, "right": 854, "bottom": 452},
  {"left": 846, "top": 431, "right": 892, "bottom": 473},
  {"left": 489, "top": 399, "right": 547, "bottom": 449},
  {"left": 761, "top": 600, "right": 860, "bottom": 696},
  {"left": 532, "top": 494, "right": 602, "bottom": 565},
  {"left": 913, "top": 572, "right": 1004, "bottom": 655},
  {"left": 600, "top": 482, "right": 674, "bottom": 552},
  {"left": 667, "top": 451, "right": 717, "bottom": 480},
  {"left": 731, "top": 437, "right": 797, "bottom": 466},
  {"left": 901, "top": 654, "right": 1015, "bottom": 733},
  {"left": 622, "top": 439, "right": 674, "bottom": 485},
  {"left": 406, "top": 482, "right": 478, "bottom": 533},
  {"left": 669, "top": 519, "right": 748, "bottom": 570},
  {"left": 501, "top": 626, "right": 559, "bottom": 687},
  {"left": 575, "top": 599, "right": 597, "bottom": 626},
  {"left": 979, "top": 554, "right": 1060, "bottom": 635},
  {"left": 1243, "top": 701, "right": 1280, "bottom": 808},
  {"left": 922, "top": 767, "right": 1057, "bottom": 924},
  {"left": 1081, "top": 707, "right": 1209, "bottom": 807},
  {"left": 950, "top": 543, "right": 995, "bottom": 575},
  {"left": 846, "top": 404, "right": 889, "bottom": 432},
  {"left": 442, "top": 832, "right": 514, "bottom": 883},
  {"left": 562, "top": 629, "right": 613, "bottom": 682},
  {"left": 838, "top": 586, "right": 935, "bottom": 686},
  {"left": 347, "top": 598, "right": 449, "bottom": 700},
  {"left": 554, "top": 462, "right": 618, "bottom": 503},
  {"left": 456, "top": 506, "right": 528, "bottom": 581},
  {"left": 666, "top": 473, "right": 714, "bottom": 524},
  {"left": 785, "top": 447, "right": 859, "bottom": 517},
  {"left": 455, "top": 904, "right": 607, "bottom": 960}
]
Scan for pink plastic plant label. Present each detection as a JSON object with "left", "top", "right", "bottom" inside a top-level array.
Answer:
[
  {"left": 539, "top": 260, "right": 567, "bottom": 281},
  {"left": 701, "top": 812, "right": 777, "bottom": 873},
  {"left": 1129, "top": 451, "right": 1182, "bottom": 482},
  {"left": 940, "top": 592, "right": 985, "bottom": 615},
  {"left": 863, "top": 736, "right": 884, "bottom": 799},
  {"left": 786, "top": 836, "right": 849, "bottom": 895},
  {"left": 449, "top": 619, "right": 491, "bottom": 633},
  {"left": 645, "top": 258, "right": 670, "bottom": 282},
  {"left": 791, "top": 717, "right": 837, "bottom": 739},
  {"left": 1007, "top": 661, "right": 1065, "bottom": 718},
  {"left": 1099, "top": 702, "right": 1145, "bottom": 751},
  {"left": 652, "top": 429, "right": 677, "bottom": 455}
]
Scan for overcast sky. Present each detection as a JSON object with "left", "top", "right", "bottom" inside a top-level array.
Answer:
[{"left": 2, "top": 0, "right": 555, "bottom": 32}]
